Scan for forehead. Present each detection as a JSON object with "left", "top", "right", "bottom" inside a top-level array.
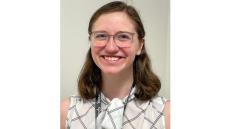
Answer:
[{"left": 92, "top": 12, "right": 136, "bottom": 33}]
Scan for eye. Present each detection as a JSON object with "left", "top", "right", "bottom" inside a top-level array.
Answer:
[
  {"left": 94, "top": 33, "right": 108, "bottom": 40},
  {"left": 116, "top": 33, "right": 132, "bottom": 41}
]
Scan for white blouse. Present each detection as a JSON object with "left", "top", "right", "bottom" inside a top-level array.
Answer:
[{"left": 66, "top": 87, "right": 168, "bottom": 129}]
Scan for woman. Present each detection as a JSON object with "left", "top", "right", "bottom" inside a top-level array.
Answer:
[{"left": 61, "top": 1, "right": 170, "bottom": 129}]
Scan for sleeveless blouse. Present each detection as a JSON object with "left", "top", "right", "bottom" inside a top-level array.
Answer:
[{"left": 66, "top": 88, "right": 168, "bottom": 129}]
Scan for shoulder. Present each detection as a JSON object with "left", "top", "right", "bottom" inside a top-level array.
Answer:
[
  {"left": 60, "top": 95, "right": 84, "bottom": 129},
  {"left": 60, "top": 98, "right": 70, "bottom": 129},
  {"left": 150, "top": 96, "right": 168, "bottom": 109},
  {"left": 61, "top": 95, "right": 84, "bottom": 112},
  {"left": 61, "top": 95, "right": 94, "bottom": 129},
  {"left": 164, "top": 100, "right": 170, "bottom": 129},
  {"left": 150, "top": 96, "right": 170, "bottom": 129},
  {"left": 61, "top": 98, "right": 70, "bottom": 110},
  {"left": 60, "top": 95, "right": 83, "bottom": 129}
]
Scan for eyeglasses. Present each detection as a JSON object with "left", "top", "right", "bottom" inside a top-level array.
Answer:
[{"left": 89, "top": 31, "right": 136, "bottom": 48}]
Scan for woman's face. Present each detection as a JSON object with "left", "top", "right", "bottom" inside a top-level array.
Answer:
[{"left": 90, "top": 12, "right": 143, "bottom": 75}]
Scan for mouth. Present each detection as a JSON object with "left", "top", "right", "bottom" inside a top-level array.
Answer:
[{"left": 101, "top": 55, "right": 124, "bottom": 63}]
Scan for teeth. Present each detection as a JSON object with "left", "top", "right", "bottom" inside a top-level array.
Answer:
[{"left": 104, "top": 56, "right": 119, "bottom": 61}]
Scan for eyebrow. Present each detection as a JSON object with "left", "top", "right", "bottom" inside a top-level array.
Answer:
[
  {"left": 91, "top": 30, "right": 107, "bottom": 33},
  {"left": 92, "top": 30, "right": 134, "bottom": 34}
]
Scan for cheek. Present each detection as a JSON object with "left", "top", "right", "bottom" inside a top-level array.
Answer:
[
  {"left": 122, "top": 48, "right": 137, "bottom": 60},
  {"left": 91, "top": 47, "right": 102, "bottom": 63},
  {"left": 126, "top": 43, "right": 140, "bottom": 54},
  {"left": 91, "top": 46, "right": 102, "bottom": 54},
  {"left": 91, "top": 47, "right": 100, "bottom": 56}
]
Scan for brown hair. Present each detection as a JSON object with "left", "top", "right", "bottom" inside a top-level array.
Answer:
[{"left": 78, "top": 1, "right": 161, "bottom": 101}]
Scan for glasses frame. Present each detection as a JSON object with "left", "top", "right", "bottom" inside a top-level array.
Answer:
[{"left": 89, "top": 31, "right": 136, "bottom": 48}]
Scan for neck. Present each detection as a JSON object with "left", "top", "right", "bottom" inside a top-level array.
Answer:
[{"left": 101, "top": 71, "right": 133, "bottom": 100}]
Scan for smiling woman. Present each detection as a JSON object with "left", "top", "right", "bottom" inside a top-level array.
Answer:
[
  {"left": 61, "top": 1, "right": 170, "bottom": 129},
  {"left": 90, "top": 12, "right": 143, "bottom": 76}
]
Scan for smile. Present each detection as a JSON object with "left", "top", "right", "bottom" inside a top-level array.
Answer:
[
  {"left": 104, "top": 56, "right": 119, "bottom": 61},
  {"left": 102, "top": 56, "right": 123, "bottom": 63}
]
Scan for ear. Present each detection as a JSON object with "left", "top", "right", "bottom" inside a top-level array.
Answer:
[{"left": 136, "top": 39, "right": 144, "bottom": 55}]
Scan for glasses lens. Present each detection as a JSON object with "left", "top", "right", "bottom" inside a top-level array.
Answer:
[
  {"left": 94, "top": 32, "right": 108, "bottom": 40},
  {"left": 91, "top": 32, "right": 108, "bottom": 46},
  {"left": 116, "top": 33, "right": 132, "bottom": 41},
  {"left": 115, "top": 32, "right": 133, "bottom": 47}
]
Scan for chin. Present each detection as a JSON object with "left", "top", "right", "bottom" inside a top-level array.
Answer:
[
  {"left": 102, "top": 70, "right": 121, "bottom": 75},
  {"left": 101, "top": 67, "right": 124, "bottom": 75}
]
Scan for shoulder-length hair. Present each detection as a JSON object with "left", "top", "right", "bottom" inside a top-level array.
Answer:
[{"left": 78, "top": 1, "right": 161, "bottom": 101}]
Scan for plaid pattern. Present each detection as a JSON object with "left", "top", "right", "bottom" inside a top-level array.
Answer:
[
  {"left": 97, "top": 98, "right": 125, "bottom": 129},
  {"left": 66, "top": 88, "right": 167, "bottom": 129}
]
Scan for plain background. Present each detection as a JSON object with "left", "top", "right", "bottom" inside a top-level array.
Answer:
[
  {"left": 1, "top": 0, "right": 230, "bottom": 129},
  {"left": 61, "top": 0, "right": 170, "bottom": 99}
]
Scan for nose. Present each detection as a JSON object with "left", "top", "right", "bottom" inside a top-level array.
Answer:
[{"left": 104, "top": 36, "right": 119, "bottom": 53}]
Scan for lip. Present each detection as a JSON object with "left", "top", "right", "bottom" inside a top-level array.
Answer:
[{"left": 100, "top": 55, "right": 124, "bottom": 64}]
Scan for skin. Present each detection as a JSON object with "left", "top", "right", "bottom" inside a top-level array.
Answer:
[
  {"left": 60, "top": 98, "right": 69, "bottom": 129},
  {"left": 164, "top": 101, "right": 171, "bottom": 129},
  {"left": 61, "top": 12, "right": 170, "bottom": 129},
  {"left": 91, "top": 12, "right": 143, "bottom": 100}
]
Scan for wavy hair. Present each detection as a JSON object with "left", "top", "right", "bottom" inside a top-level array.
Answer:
[{"left": 78, "top": 1, "right": 161, "bottom": 101}]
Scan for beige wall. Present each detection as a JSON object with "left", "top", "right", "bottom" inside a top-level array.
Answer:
[{"left": 61, "top": 0, "right": 170, "bottom": 99}]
